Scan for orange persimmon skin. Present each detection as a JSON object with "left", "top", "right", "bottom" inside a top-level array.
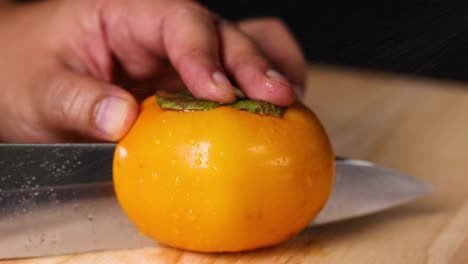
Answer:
[{"left": 113, "top": 96, "right": 334, "bottom": 252}]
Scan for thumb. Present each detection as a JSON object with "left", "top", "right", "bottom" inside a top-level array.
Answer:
[{"left": 39, "top": 71, "right": 139, "bottom": 141}]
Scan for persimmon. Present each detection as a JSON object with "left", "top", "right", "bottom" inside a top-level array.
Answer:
[{"left": 113, "top": 91, "right": 335, "bottom": 252}]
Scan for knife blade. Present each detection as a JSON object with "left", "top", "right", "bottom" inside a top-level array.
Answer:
[{"left": 0, "top": 144, "right": 432, "bottom": 259}]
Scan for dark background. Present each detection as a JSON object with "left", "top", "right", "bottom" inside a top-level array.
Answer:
[{"left": 200, "top": 0, "right": 468, "bottom": 82}]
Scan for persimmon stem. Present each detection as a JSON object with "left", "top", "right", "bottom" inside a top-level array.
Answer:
[{"left": 156, "top": 90, "right": 285, "bottom": 117}]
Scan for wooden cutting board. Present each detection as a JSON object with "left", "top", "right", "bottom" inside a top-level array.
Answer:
[{"left": 3, "top": 64, "right": 468, "bottom": 263}]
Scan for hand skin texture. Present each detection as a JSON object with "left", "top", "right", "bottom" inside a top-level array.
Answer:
[{"left": 0, "top": 0, "right": 306, "bottom": 142}]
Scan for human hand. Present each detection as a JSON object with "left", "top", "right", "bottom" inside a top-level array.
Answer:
[{"left": 0, "top": 0, "right": 305, "bottom": 142}]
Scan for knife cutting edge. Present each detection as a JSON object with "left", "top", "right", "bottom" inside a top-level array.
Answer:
[{"left": 0, "top": 143, "right": 432, "bottom": 259}]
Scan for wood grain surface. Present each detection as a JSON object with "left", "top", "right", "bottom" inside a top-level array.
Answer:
[{"left": 3, "top": 64, "right": 468, "bottom": 263}]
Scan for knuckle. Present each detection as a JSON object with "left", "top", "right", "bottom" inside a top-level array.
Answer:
[
  {"left": 224, "top": 32, "right": 260, "bottom": 59},
  {"left": 47, "top": 76, "right": 89, "bottom": 126},
  {"left": 174, "top": 48, "right": 213, "bottom": 69},
  {"left": 100, "top": 5, "right": 132, "bottom": 44},
  {"left": 164, "top": 2, "right": 215, "bottom": 28},
  {"left": 170, "top": 3, "right": 212, "bottom": 18},
  {"left": 231, "top": 53, "right": 268, "bottom": 73}
]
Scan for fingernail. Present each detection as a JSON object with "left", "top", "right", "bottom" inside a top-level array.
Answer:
[
  {"left": 212, "top": 71, "right": 235, "bottom": 99},
  {"left": 95, "top": 96, "right": 131, "bottom": 139},
  {"left": 293, "top": 85, "right": 305, "bottom": 99},
  {"left": 266, "top": 69, "right": 290, "bottom": 86}
]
